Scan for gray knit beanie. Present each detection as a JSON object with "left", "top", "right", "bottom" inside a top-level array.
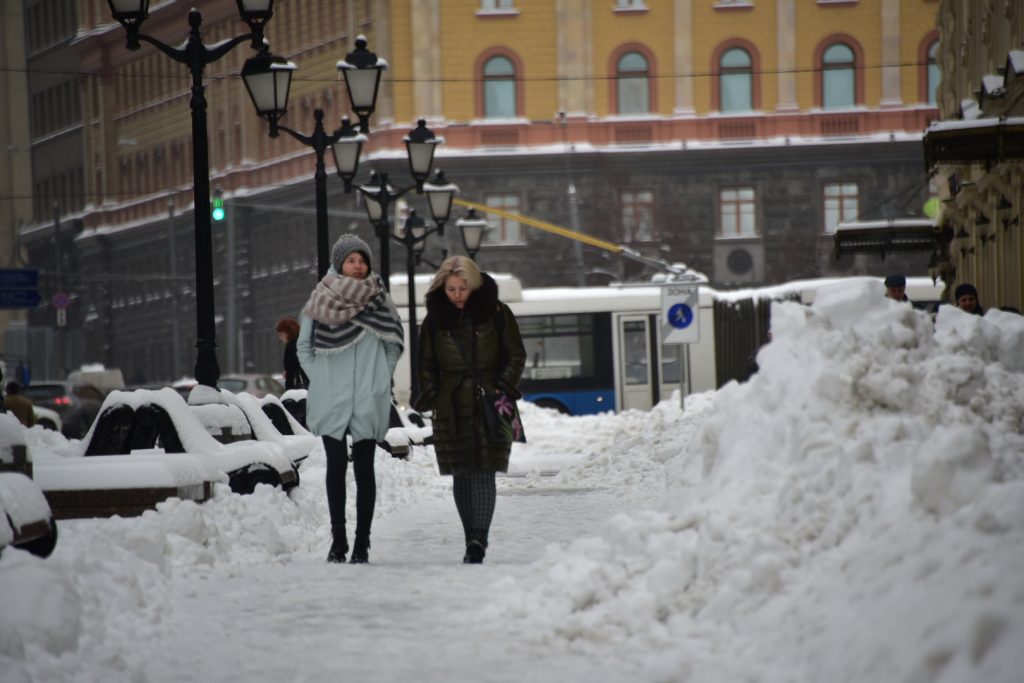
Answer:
[{"left": 330, "top": 234, "right": 373, "bottom": 274}]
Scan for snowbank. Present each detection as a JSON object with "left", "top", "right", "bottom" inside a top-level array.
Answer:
[{"left": 493, "top": 281, "right": 1024, "bottom": 682}]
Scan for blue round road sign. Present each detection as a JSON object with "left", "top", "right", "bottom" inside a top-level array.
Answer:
[
  {"left": 52, "top": 291, "right": 70, "bottom": 310},
  {"left": 667, "top": 303, "right": 694, "bottom": 329}
]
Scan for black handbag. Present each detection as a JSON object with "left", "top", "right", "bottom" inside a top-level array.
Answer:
[{"left": 451, "top": 329, "right": 526, "bottom": 445}]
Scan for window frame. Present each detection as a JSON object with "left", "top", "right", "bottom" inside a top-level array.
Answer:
[
  {"left": 918, "top": 31, "right": 941, "bottom": 106},
  {"left": 813, "top": 35, "right": 864, "bottom": 109},
  {"left": 608, "top": 44, "right": 657, "bottom": 115},
  {"left": 822, "top": 182, "right": 859, "bottom": 234},
  {"left": 712, "top": 39, "right": 760, "bottom": 113},
  {"left": 483, "top": 192, "right": 526, "bottom": 245},
  {"left": 718, "top": 186, "right": 758, "bottom": 238},
  {"left": 620, "top": 189, "right": 656, "bottom": 242},
  {"left": 476, "top": 49, "right": 523, "bottom": 118}
]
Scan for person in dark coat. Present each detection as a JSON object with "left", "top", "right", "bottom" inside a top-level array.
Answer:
[
  {"left": 4, "top": 382, "right": 35, "bottom": 427},
  {"left": 275, "top": 317, "right": 309, "bottom": 389},
  {"left": 884, "top": 274, "right": 910, "bottom": 302},
  {"left": 415, "top": 256, "right": 526, "bottom": 564},
  {"left": 955, "top": 283, "right": 983, "bottom": 315}
]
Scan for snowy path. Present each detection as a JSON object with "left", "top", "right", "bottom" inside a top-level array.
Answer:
[{"left": 106, "top": 479, "right": 654, "bottom": 683}]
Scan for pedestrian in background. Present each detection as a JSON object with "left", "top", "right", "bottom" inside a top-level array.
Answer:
[
  {"left": 4, "top": 382, "right": 35, "bottom": 428},
  {"left": 955, "top": 283, "right": 984, "bottom": 315},
  {"left": 415, "top": 256, "right": 526, "bottom": 564},
  {"left": 884, "top": 274, "right": 910, "bottom": 302},
  {"left": 297, "top": 234, "right": 404, "bottom": 564},
  {"left": 275, "top": 317, "right": 309, "bottom": 389}
]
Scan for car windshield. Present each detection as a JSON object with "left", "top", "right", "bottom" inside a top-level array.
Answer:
[
  {"left": 219, "top": 379, "right": 247, "bottom": 392},
  {"left": 20, "top": 385, "right": 67, "bottom": 400}
]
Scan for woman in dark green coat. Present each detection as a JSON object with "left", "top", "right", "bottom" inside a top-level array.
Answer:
[{"left": 415, "top": 256, "right": 526, "bottom": 564}]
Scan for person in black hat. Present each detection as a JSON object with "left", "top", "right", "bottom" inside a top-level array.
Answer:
[
  {"left": 954, "top": 283, "right": 983, "bottom": 315},
  {"left": 884, "top": 274, "right": 909, "bottom": 302}
]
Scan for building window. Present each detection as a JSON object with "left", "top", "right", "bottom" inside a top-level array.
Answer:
[
  {"left": 719, "top": 187, "right": 757, "bottom": 237},
  {"left": 823, "top": 182, "right": 858, "bottom": 233},
  {"left": 621, "top": 190, "right": 654, "bottom": 241},
  {"left": 481, "top": 0, "right": 515, "bottom": 8},
  {"left": 927, "top": 40, "right": 940, "bottom": 106},
  {"left": 822, "top": 43, "right": 856, "bottom": 108},
  {"left": 615, "top": 0, "right": 647, "bottom": 9},
  {"left": 616, "top": 52, "right": 650, "bottom": 115},
  {"left": 719, "top": 47, "right": 753, "bottom": 112},
  {"left": 484, "top": 194, "right": 523, "bottom": 243},
  {"left": 483, "top": 56, "right": 517, "bottom": 118}
]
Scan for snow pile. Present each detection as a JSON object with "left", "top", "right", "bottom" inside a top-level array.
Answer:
[
  {"left": 494, "top": 281, "right": 1024, "bottom": 682},
  {"left": 0, "top": 440, "right": 446, "bottom": 672}
]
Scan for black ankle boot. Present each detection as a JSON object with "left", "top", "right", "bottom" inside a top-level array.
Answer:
[
  {"left": 463, "top": 528, "right": 486, "bottom": 564},
  {"left": 327, "top": 526, "right": 348, "bottom": 563},
  {"left": 350, "top": 534, "right": 370, "bottom": 564}
]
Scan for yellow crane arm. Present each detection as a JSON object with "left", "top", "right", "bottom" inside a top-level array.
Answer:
[{"left": 452, "top": 198, "right": 624, "bottom": 254}]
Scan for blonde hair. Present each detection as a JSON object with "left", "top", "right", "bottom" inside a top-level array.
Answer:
[{"left": 427, "top": 255, "right": 483, "bottom": 294}]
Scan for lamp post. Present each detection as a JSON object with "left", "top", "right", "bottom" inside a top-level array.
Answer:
[
  {"left": 106, "top": 0, "right": 275, "bottom": 389},
  {"left": 393, "top": 209, "right": 429, "bottom": 400},
  {"left": 242, "top": 47, "right": 372, "bottom": 279}
]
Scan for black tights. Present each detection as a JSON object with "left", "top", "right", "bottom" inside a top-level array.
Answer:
[
  {"left": 452, "top": 471, "right": 496, "bottom": 547},
  {"left": 323, "top": 435, "right": 376, "bottom": 539}
]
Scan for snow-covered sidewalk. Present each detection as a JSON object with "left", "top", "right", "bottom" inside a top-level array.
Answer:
[{"left": 3, "top": 279, "right": 1024, "bottom": 683}]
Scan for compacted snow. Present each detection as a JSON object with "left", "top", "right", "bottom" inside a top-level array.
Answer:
[{"left": 2, "top": 279, "right": 1023, "bottom": 683}]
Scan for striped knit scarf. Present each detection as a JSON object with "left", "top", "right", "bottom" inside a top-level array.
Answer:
[{"left": 302, "top": 273, "right": 404, "bottom": 353}]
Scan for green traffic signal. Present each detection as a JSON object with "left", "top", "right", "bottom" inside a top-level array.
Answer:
[{"left": 212, "top": 194, "right": 225, "bottom": 221}]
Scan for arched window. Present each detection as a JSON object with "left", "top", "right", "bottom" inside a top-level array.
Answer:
[
  {"left": 822, "top": 43, "right": 856, "bottom": 109},
  {"left": 483, "top": 56, "right": 517, "bottom": 118},
  {"left": 719, "top": 48, "right": 753, "bottom": 112},
  {"left": 927, "top": 40, "right": 940, "bottom": 106},
  {"left": 616, "top": 51, "right": 650, "bottom": 114}
]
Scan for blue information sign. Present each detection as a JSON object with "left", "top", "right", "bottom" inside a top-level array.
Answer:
[
  {"left": 0, "top": 290, "right": 42, "bottom": 309},
  {"left": 0, "top": 268, "right": 39, "bottom": 289}
]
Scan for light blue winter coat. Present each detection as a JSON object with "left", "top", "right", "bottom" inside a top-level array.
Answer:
[{"left": 297, "top": 285, "right": 403, "bottom": 442}]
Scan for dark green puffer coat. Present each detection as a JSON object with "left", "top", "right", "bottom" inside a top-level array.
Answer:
[{"left": 414, "top": 273, "right": 526, "bottom": 475}]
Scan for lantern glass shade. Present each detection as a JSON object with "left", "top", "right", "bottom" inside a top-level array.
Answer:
[
  {"left": 423, "top": 176, "right": 458, "bottom": 226},
  {"left": 406, "top": 140, "right": 438, "bottom": 182},
  {"left": 241, "top": 53, "right": 295, "bottom": 118},
  {"left": 108, "top": 0, "right": 146, "bottom": 16},
  {"left": 331, "top": 136, "right": 364, "bottom": 179},
  {"left": 363, "top": 192, "right": 384, "bottom": 222},
  {"left": 238, "top": 0, "right": 272, "bottom": 13},
  {"left": 458, "top": 210, "right": 488, "bottom": 254},
  {"left": 342, "top": 67, "right": 383, "bottom": 112}
]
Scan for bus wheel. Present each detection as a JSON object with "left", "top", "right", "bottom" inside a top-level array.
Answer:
[{"left": 533, "top": 399, "right": 569, "bottom": 415}]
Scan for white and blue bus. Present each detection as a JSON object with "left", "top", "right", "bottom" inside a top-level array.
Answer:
[{"left": 389, "top": 274, "right": 943, "bottom": 416}]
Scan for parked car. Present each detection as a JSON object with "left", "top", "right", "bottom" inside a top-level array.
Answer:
[
  {"left": 218, "top": 374, "right": 284, "bottom": 399},
  {"left": 33, "top": 406, "right": 62, "bottom": 432},
  {"left": 20, "top": 381, "right": 106, "bottom": 439}
]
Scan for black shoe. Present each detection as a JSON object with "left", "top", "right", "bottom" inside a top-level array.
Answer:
[
  {"left": 463, "top": 540, "right": 485, "bottom": 564},
  {"left": 350, "top": 536, "right": 370, "bottom": 564},
  {"left": 327, "top": 526, "right": 348, "bottom": 563},
  {"left": 327, "top": 539, "right": 348, "bottom": 564}
]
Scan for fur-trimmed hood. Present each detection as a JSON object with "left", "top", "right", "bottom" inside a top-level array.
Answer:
[{"left": 425, "top": 272, "right": 500, "bottom": 329}]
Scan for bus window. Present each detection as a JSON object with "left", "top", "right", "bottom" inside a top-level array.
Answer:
[
  {"left": 519, "top": 314, "right": 595, "bottom": 380},
  {"left": 517, "top": 313, "right": 616, "bottom": 414},
  {"left": 623, "top": 320, "right": 649, "bottom": 385}
]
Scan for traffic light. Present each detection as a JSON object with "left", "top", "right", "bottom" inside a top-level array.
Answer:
[{"left": 211, "top": 189, "right": 225, "bottom": 222}]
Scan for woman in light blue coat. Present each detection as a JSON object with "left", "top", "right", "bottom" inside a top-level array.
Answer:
[{"left": 297, "top": 234, "right": 403, "bottom": 564}]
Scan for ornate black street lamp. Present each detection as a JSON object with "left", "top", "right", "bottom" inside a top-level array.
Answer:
[
  {"left": 344, "top": 120, "right": 448, "bottom": 286},
  {"left": 242, "top": 48, "right": 374, "bottom": 279},
  {"left": 106, "top": 0, "right": 275, "bottom": 389}
]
